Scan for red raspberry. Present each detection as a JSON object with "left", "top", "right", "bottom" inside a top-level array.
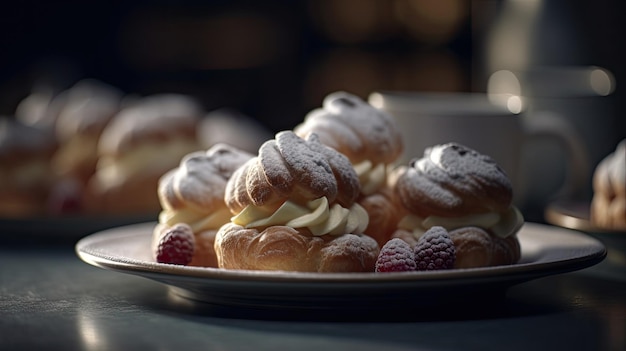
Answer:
[
  {"left": 375, "top": 238, "right": 417, "bottom": 272},
  {"left": 47, "top": 178, "right": 84, "bottom": 215},
  {"left": 414, "top": 226, "right": 456, "bottom": 271},
  {"left": 155, "top": 223, "right": 195, "bottom": 265}
]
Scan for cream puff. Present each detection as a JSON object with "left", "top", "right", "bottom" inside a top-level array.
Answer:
[
  {"left": 85, "top": 93, "right": 204, "bottom": 215},
  {"left": 392, "top": 142, "right": 523, "bottom": 268},
  {"left": 50, "top": 79, "right": 124, "bottom": 185},
  {"left": 153, "top": 143, "right": 254, "bottom": 267},
  {"left": 214, "top": 130, "right": 379, "bottom": 272}
]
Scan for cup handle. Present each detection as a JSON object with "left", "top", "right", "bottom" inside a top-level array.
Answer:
[{"left": 523, "top": 111, "right": 589, "bottom": 201}]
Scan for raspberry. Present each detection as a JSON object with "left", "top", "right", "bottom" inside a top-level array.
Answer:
[
  {"left": 375, "top": 238, "right": 417, "bottom": 272},
  {"left": 414, "top": 226, "right": 456, "bottom": 271},
  {"left": 47, "top": 178, "right": 83, "bottom": 215},
  {"left": 155, "top": 223, "right": 195, "bottom": 265}
]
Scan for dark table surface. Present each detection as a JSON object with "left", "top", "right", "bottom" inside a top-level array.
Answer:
[{"left": 1, "top": 223, "right": 625, "bottom": 351}]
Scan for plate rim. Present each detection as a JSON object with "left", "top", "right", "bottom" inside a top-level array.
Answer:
[{"left": 75, "top": 221, "right": 607, "bottom": 286}]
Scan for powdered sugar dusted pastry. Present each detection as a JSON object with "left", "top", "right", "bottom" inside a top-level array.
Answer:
[
  {"left": 215, "top": 131, "right": 379, "bottom": 272},
  {"left": 295, "top": 91, "right": 403, "bottom": 167},
  {"left": 51, "top": 79, "right": 124, "bottom": 185},
  {"left": 393, "top": 142, "right": 523, "bottom": 268},
  {"left": 294, "top": 91, "right": 405, "bottom": 246},
  {"left": 85, "top": 93, "right": 204, "bottom": 215},
  {"left": 153, "top": 143, "right": 254, "bottom": 267},
  {"left": 0, "top": 118, "right": 56, "bottom": 217},
  {"left": 591, "top": 139, "right": 626, "bottom": 230}
]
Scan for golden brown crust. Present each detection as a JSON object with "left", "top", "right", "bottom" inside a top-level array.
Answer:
[
  {"left": 189, "top": 229, "right": 219, "bottom": 267},
  {"left": 448, "top": 227, "right": 520, "bottom": 268},
  {"left": 359, "top": 186, "right": 407, "bottom": 247},
  {"left": 214, "top": 223, "right": 379, "bottom": 272}
]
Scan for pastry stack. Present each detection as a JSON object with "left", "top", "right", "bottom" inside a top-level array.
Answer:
[
  {"left": 152, "top": 91, "right": 525, "bottom": 272},
  {"left": 294, "top": 92, "right": 405, "bottom": 247}
]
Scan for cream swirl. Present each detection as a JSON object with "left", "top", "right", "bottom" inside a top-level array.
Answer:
[
  {"left": 232, "top": 197, "right": 369, "bottom": 236},
  {"left": 352, "top": 160, "right": 387, "bottom": 196},
  {"left": 398, "top": 206, "right": 523, "bottom": 239},
  {"left": 159, "top": 206, "right": 232, "bottom": 233}
]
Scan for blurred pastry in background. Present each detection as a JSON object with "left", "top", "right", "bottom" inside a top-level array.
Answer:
[
  {"left": 85, "top": 93, "right": 204, "bottom": 215},
  {"left": 153, "top": 143, "right": 254, "bottom": 267},
  {"left": 14, "top": 87, "right": 58, "bottom": 132},
  {"left": 591, "top": 139, "right": 626, "bottom": 230},
  {"left": 197, "top": 108, "right": 273, "bottom": 154},
  {"left": 294, "top": 91, "right": 405, "bottom": 246},
  {"left": 50, "top": 79, "right": 125, "bottom": 186},
  {"left": 0, "top": 117, "right": 57, "bottom": 217}
]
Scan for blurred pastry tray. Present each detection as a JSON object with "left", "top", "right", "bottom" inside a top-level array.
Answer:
[
  {"left": 1, "top": 214, "right": 156, "bottom": 245},
  {"left": 544, "top": 199, "right": 624, "bottom": 234},
  {"left": 545, "top": 199, "right": 625, "bottom": 277}
]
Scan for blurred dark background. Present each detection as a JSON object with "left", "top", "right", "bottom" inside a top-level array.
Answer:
[{"left": 1, "top": 0, "right": 624, "bottom": 144}]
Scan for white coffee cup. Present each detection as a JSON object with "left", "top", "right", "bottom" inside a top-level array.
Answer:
[
  {"left": 368, "top": 91, "right": 588, "bottom": 208},
  {"left": 487, "top": 66, "right": 616, "bottom": 204}
]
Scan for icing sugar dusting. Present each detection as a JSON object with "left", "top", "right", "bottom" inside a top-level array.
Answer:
[
  {"left": 295, "top": 91, "right": 403, "bottom": 165},
  {"left": 399, "top": 142, "right": 512, "bottom": 215},
  {"left": 168, "top": 144, "right": 253, "bottom": 210},
  {"left": 229, "top": 130, "right": 362, "bottom": 210}
]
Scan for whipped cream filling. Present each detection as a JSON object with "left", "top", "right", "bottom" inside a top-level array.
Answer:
[
  {"left": 96, "top": 137, "right": 198, "bottom": 186},
  {"left": 397, "top": 206, "right": 523, "bottom": 239},
  {"left": 159, "top": 206, "right": 232, "bottom": 233},
  {"left": 232, "top": 196, "right": 369, "bottom": 236},
  {"left": 352, "top": 160, "right": 387, "bottom": 195}
]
